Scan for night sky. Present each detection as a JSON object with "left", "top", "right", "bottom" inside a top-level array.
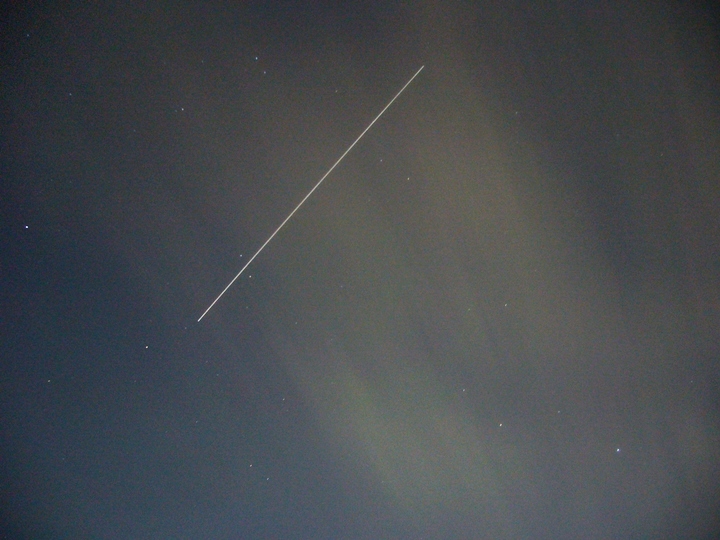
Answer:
[{"left": 3, "top": 2, "right": 720, "bottom": 539}]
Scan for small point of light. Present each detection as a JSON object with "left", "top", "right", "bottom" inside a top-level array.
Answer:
[
  {"left": 24, "top": 225, "right": 28, "bottom": 229},
  {"left": 499, "top": 423, "right": 503, "bottom": 427},
  {"left": 145, "top": 346, "right": 148, "bottom": 349},
  {"left": 616, "top": 448, "right": 621, "bottom": 453}
]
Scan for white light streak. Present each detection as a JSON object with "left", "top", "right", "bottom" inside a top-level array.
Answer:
[{"left": 198, "top": 66, "right": 424, "bottom": 322}]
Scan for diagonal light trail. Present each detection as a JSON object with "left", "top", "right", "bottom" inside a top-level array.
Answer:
[{"left": 198, "top": 65, "right": 424, "bottom": 322}]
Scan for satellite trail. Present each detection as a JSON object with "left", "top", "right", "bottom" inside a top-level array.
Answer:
[{"left": 198, "top": 65, "right": 424, "bottom": 322}]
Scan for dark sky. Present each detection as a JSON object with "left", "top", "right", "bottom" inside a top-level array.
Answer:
[{"left": 2, "top": 1, "right": 720, "bottom": 538}]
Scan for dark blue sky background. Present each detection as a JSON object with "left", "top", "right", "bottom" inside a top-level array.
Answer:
[{"left": 2, "top": 1, "right": 720, "bottom": 538}]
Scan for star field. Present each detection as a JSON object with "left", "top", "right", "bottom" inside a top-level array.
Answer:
[{"left": 2, "top": 2, "right": 720, "bottom": 539}]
